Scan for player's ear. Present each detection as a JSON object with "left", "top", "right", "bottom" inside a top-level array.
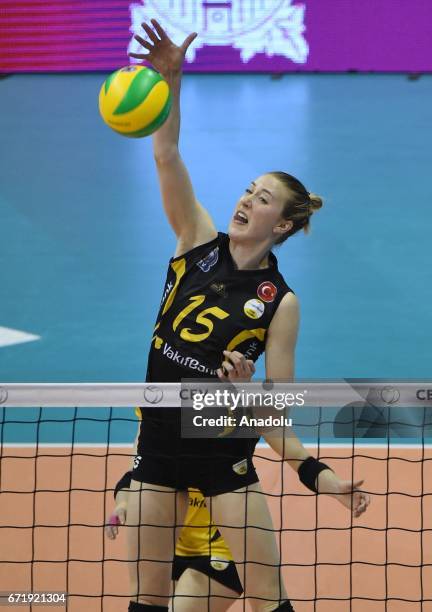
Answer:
[{"left": 274, "top": 219, "right": 293, "bottom": 238}]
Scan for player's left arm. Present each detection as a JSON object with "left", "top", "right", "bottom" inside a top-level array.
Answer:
[
  {"left": 263, "top": 292, "right": 309, "bottom": 470},
  {"left": 263, "top": 293, "right": 370, "bottom": 518}
]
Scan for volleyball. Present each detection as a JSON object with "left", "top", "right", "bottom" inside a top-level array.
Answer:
[{"left": 98, "top": 65, "right": 172, "bottom": 137}]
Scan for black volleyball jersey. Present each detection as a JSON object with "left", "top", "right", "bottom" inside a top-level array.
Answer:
[{"left": 146, "top": 232, "right": 293, "bottom": 383}]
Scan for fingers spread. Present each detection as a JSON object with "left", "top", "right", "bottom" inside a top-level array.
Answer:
[
  {"left": 181, "top": 32, "right": 198, "bottom": 52},
  {"left": 141, "top": 22, "right": 159, "bottom": 43},
  {"left": 134, "top": 34, "right": 153, "bottom": 51},
  {"left": 128, "top": 53, "right": 150, "bottom": 60},
  {"left": 150, "top": 18, "right": 168, "bottom": 39}
]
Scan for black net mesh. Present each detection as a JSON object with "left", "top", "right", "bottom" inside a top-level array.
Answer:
[{"left": 0, "top": 389, "right": 431, "bottom": 612}]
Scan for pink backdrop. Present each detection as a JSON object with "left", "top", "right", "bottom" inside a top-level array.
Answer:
[{"left": 1, "top": 0, "right": 431, "bottom": 73}]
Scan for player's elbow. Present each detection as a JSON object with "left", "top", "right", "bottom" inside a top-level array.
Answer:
[{"left": 153, "top": 146, "right": 180, "bottom": 165}]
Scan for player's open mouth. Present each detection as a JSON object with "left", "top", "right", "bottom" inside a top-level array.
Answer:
[{"left": 234, "top": 211, "right": 248, "bottom": 224}]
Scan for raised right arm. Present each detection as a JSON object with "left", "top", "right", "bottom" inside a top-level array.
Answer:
[{"left": 130, "top": 20, "right": 217, "bottom": 256}]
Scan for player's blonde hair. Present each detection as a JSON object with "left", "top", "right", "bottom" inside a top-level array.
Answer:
[{"left": 268, "top": 171, "right": 323, "bottom": 244}]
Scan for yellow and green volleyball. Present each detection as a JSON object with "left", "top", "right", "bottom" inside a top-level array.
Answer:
[{"left": 98, "top": 65, "right": 172, "bottom": 138}]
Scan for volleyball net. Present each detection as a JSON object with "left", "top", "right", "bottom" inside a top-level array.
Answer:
[{"left": 0, "top": 382, "right": 431, "bottom": 611}]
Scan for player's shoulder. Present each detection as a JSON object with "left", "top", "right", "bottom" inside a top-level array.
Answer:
[
  {"left": 268, "top": 292, "right": 299, "bottom": 338},
  {"left": 172, "top": 232, "right": 223, "bottom": 261},
  {"left": 276, "top": 291, "right": 299, "bottom": 314},
  {"left": 267, "top": 263, "right": 299, "bottom": 327}
]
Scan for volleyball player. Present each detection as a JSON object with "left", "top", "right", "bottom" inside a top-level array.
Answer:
[
  {"left": 106, "top": 412, "right": 242, "bottom": 611},
  {"left": 106, "top": 481, "right": 242, "bottom": 612},
  {"left": 125, "top": 18, "right": 370, "bottom": 612}
]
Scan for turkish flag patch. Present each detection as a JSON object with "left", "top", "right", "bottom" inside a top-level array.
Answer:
[{"left": 257, "top": 281, "right": 277, "bottom": 303}]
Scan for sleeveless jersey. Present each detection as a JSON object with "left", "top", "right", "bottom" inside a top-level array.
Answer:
[
  {"left": 147, "top": 232, "right": 292, "bottom": 383},
  {"left": 138, "top": 232, "right": 293, "bottom": 469}
]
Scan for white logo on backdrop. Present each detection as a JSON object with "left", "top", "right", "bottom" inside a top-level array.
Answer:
[{"left": 129, "top": 0, "right": 308, "bottom": 64}]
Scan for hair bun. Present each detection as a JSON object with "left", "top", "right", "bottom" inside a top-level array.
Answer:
[{"left": 308, "top": 192, "right": 323, "bottom": 212}]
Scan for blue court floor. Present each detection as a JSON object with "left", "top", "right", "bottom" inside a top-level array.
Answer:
[{"left": 1, "top": 73, "right": 431, "bottom": 443}]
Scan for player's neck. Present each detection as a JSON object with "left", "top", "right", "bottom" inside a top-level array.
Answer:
[{"left": 228, "top": 238, "right": 272, "bottom": 271}]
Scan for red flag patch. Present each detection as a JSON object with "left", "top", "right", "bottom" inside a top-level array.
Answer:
[{"left": 257, "top": 281, "right": 277, "bottom": 303}]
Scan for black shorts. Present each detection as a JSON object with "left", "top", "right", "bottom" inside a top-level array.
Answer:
[
  {"left": 172, "top": 555, "right": 243, "bottom": 595},
  {"left": 131, "top": 414, "right": 259, "bottom": 496}
]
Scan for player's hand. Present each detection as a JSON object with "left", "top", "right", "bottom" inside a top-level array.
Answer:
[
  {"left": 129, "top": 19, "right": 197, "bottom": 80},
  {"left": 331, "top": 479, "right": 371, "bottom": 518},
  {"left": 217, "top": 350, "right": 256, "bottom": 382},
  {"left": 105, "top": 503, "right": 127, "bottom": 540}
]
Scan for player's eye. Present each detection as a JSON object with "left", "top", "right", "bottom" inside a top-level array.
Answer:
[{"left": 259, "top": 197, "right": 268, "bottom": 204}]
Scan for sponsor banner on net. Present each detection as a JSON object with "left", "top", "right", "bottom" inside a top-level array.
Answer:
[{"left": 2, "top": 381, "right": 432, "bottom": 410}]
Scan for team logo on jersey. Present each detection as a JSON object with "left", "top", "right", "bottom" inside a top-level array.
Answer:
[
  {"left": 133, "top": 455, "right": 142, "bottom": 470},
  {"left": 196, "top": 247, "right": 219, "bottom": 272},
  {"left": 162, "top": 342, "right": 217, "bottom": 376},
  {"left": 257, "top": 281, "right": 277, "bottom": 303},
  {"left": 243, "top": 341, "right": 259, "bottom": 359},
  {"left": 244, "top": 298, "right": 264, "bottom": 319},
  {"left": 210, "top": 558, "right": 230, "bottom": 571},
  {"left": 232, "top": 458, "right": 248, "bottom": 475},
  {"left": 160, "top": 280, "right": 174, "bottom": 306},
  {"left": 210, "top": 281, "right": 227, "bottom": 297}
]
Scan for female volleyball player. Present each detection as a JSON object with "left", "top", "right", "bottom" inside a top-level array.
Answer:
[
  {"left": 125, "top": 18, "right": 370, "bottom": 612},
  {"left": 106, "top": 412, "right": 242, "bottom": 611},
  {"left": 106, "top": 482, "right": 242, "bottom": 612}
]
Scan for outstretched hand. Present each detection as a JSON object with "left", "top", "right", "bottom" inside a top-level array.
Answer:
[
  {"left": 332, "top": 479, "right": 371, "bottom": 518},
  {"left": 129, "top": 18, "right": 197, "bottom": 80}
]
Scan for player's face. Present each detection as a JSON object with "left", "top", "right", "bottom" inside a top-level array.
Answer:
[{"left": 228, "top": 174, "right": 292, "bottom": 243}]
